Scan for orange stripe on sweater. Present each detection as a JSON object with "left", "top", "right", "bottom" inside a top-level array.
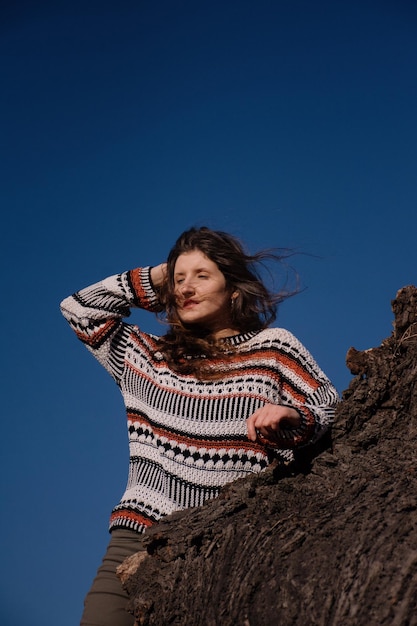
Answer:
[
  {"left": 128, "top": 338, "right": 320, "bottom": 390},
  {"left": 109, "top": 509, "right": 154, "bottom": 528},
  {"left": 281, "top": 381, "right": 307, "bottom": 404},
  {"left": 129, "top": 269, "right": 149, "bottom": 303},
  {"left": 256, "top": 349, "right": 321, "bottom": 389},
  {"left": 75, "top": 319, "right": 117, "bottom": 347}
]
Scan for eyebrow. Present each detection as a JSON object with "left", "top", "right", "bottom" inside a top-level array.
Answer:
[{"left": 174, "top": 267, "right": 211, "bottom": 277}]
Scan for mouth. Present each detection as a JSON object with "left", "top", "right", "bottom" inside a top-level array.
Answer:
[{"left": 182, "top": 299, "right": 199, "bottom": 309}]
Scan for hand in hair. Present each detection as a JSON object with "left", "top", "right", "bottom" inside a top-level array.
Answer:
[{"left": 150, "top": 263, "right": 167, "bottom": 288}]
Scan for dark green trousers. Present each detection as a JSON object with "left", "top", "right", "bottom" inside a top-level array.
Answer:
[{"left": 80, "top": 529, "right": 146, "bottom": 626}]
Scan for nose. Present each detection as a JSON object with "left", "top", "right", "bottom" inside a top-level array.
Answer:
[{"left": 179, "top": 280, "right": 195, "bottom": 296}]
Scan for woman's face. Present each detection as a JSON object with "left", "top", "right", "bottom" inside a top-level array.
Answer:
[{"left": 173, "top": 249, "right": 236, "bottom": 337}]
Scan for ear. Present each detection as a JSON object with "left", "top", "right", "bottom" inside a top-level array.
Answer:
[{"left": 231, "top": 291, "right": 239, "bottom": 300}]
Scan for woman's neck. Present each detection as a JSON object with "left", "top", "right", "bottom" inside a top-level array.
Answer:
[{"left": 212, "top": 327, "right": 241, "bottom": 340}]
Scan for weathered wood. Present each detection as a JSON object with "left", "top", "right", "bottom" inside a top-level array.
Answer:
[{"left": 119, "top": 285, "right": 417, "bottom": 626}]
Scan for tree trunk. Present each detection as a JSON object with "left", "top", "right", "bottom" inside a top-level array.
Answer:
[{"left": 118, "top": 285, "right": 417, "bottom": 626}]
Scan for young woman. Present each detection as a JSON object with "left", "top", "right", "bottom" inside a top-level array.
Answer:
[{"left": 60, "top": 226, "right": 339, "bottom": 626}]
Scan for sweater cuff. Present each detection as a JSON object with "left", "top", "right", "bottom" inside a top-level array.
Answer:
[
  {"left": 290, "top": 406, "right": 316, "bottom": 446},
  {"left": 129, "top": 267, "right": 164, "bottom": 312}
]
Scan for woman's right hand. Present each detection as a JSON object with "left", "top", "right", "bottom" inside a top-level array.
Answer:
[{"left": 150, "top": 263, "right": 167, "bottom": 288}]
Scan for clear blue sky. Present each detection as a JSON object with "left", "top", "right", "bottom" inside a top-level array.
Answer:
[{"left": 1, "top": 1, "right": 416, "bottom": 624}]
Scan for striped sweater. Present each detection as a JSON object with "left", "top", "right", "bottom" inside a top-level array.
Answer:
[{"left": 61, "top": 266, "right": 339, "bottom": 534}]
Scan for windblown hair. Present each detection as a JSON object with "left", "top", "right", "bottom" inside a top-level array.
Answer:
[{"left": 156, "top": 226, "right": 297, "bottom": 377}]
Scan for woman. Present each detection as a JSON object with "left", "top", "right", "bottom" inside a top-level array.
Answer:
[{"left": 61, "top": 226, "right": 339, "bottom": 626}]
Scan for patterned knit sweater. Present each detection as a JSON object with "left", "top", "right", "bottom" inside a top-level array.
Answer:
[{"left": 61, "top": 267, "right": 339, "bottom": 534}]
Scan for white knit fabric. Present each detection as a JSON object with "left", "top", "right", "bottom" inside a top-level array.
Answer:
[{"left": 61, "top": 267, "right": 339, "bottom": 533}]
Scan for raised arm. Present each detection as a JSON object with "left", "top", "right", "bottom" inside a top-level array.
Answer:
[{"left": 60, "top": 264, "right": 167, "bottom": 378}]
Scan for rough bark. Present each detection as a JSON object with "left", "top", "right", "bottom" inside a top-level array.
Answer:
[{"left": 118, "top": 285, "right": 417, "bottom": 626}]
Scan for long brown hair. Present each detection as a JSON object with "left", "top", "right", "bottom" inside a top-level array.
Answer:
[{"left": 157, "top": 226, "right": 297, "bottom": 376}]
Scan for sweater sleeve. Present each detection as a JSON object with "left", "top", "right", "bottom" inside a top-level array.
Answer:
[
  {"left": 60, "top": 267, "right": 161, "bottom": 380},
  {"left": 265, "top": 329, "right": 340, "bottom": 450}
]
